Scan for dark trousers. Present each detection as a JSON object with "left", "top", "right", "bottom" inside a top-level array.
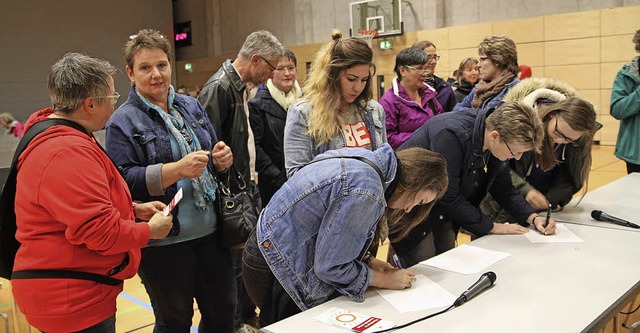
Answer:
[
  {"left": 43, "top": 315, "right": 115, "bottom": 333},
  {"left": 627, "top": 162, "right": 640, "bottom": 174},
  {"left": 138, "top": 232, "right": 236, "bottom": 333},
  {"left": 392, "top": 219, "right": 458, "bottom": 268},
  {"left": 242, "top": 230, "right": 300, "bottom": 327},
  {"left": 231, "top": 247, "right": 258, "bottom": 328}
]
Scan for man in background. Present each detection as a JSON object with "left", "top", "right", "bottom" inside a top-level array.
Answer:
[{"left": 198, "top": 30, "right": 285, "bottom": 333}]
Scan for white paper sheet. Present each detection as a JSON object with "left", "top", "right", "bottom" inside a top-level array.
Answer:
[
  {"left": 523, "top": 223, "right": 583, "bottom": 243},
  {"left": 419, "top": 244, "right": 511, "bottom": 275},
  {"left": 375, "top": 274, "right": 456, "bottom": 313}
]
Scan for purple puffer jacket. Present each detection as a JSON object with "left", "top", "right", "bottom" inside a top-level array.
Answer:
[{"left": 379, "top": 78, "right": 443, "bottom": 149}]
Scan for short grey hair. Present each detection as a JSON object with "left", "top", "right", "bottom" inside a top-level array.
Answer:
[
  {"left": 238, "top": 30, "right": 286, "bottom": 60},
  {"left": 48, "top": 53, "right": 117, "bottom": 114}
]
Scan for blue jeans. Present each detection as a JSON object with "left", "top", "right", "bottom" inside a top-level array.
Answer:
[{"left": 138, "top": 232, "right": 236, "bottom": 333}]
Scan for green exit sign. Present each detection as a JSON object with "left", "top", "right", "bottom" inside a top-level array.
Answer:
[{"left": 379, "top": 40, "right": 393, "bottom": 50}]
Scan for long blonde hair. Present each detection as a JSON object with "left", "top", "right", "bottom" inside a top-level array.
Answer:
[{"left": 303, "top": 30, "right": 376, "bottom": 145}]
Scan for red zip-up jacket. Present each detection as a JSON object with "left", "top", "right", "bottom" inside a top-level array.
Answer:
[{"left": 11, "top": 108, "right": 150, "bottom": 332}]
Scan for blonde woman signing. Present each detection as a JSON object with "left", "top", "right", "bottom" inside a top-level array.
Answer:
[{"left": 284, "top": 31, "right": 387, "bottom": 178}]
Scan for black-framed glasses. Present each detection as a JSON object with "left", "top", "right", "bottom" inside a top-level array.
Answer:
[
  {"left": 427, "top": 55, "right": 441, "bottom": 62},
  {"left": 405, "top": 65, "right": 431, "bottom": 75},
  {"left": 553, "top": 117, "right": 577, "bottom": 143},
  {"left": 503, "top": 139, "right": 516, "bottom": 158},
  {"left": 99, "top": 92, "right": 121, "bottom": 104},
  {"left": 259, "top": 55, "right": 277, "bottom": 71}
]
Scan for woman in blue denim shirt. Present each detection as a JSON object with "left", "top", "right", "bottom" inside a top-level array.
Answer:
[
  {"left": 105, "top": 30, "right": 235, "bottom": 333},
  {"left": 284, "top": 30, "right": 387, "bottom": 178},
  {"left": 242, "top": 144, "right": 448, "bottom": 326}
]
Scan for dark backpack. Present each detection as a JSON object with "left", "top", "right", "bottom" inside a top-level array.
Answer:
[{"left": 0, "top": 119, "right": 121, "bottom": 285}]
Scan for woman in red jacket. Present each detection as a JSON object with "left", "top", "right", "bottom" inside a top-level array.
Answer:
[{"left": 12, "top": 53, "right": 173, "bottom": 333}]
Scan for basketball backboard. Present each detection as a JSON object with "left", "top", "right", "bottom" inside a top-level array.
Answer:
[{"left": 349, "top": 0, "right": 403, "bottom": 38}]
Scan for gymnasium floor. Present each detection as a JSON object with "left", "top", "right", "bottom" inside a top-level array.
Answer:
[{"left": 1, "top": 145, "right": 635, "bottom": 333}]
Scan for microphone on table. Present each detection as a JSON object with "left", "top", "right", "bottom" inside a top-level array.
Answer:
[
  {"left": 591, "top": 210, "right": 640, "bottom": 229},
  {"left": 453, "top": 271, "right": 497, "bottom": 307}
]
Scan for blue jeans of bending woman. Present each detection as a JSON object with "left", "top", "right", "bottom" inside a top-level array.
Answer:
[{"left": 138, "top": 232, "right": 236, "bottom": 333}]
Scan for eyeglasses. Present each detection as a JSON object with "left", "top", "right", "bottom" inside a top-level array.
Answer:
[
  {"left": 405, "top": 65, "right": 431, "bottom": 75},
  {"left": 275, "top": 66, "right": 296, "bottom": 73},
  {"left": 503, "top": 139, "right": 516, "bottom": 158},
  {"left": 99, "top": 92, "right": 121, "bottom": 104},
  {"left": 259, "top": 55, "right": 277, "bottom": 72},
  {"left": 427, "top": 55, "right": 441, "bottom": 62},
  {"left": 553, "top": 117, "right": 577, "bottom": 143}
]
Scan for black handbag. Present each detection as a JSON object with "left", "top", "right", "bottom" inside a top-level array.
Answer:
[{"left": 216, "top": 166, "right": 262, "bottom": 248}]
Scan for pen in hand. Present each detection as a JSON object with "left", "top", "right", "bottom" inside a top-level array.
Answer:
[
  {"left": 544, "top": 203, "right": 551, "bottom": 229},
  {"left": 392, "top": 254, "right": 403, "bottom": 269}
]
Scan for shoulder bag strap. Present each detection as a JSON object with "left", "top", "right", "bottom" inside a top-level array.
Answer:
[
  {"left": 5, "top": 119, "right": 122, "bottom": 286},
  {"left": 306, "top": 155, "right": 385, "bottom": 185}
]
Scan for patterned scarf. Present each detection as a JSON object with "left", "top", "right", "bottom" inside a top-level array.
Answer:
[
  {"left": 471, "top": 72, "right": 515, "bottom": 108},
  {"left": 136, "top": 85, "right": 217, "bottom": 210}
]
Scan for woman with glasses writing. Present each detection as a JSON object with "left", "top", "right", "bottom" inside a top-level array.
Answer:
[
  {"left": 391, "top": 102, "right": 556, "bottom": 267},
  {"left": 284, "top": 30, "right": 387, "bottom": 178},
  {"left": 379, "top": 47, "right": 443, "bottom": 149},
  {"left": 104, "top": 29, "right": 235, "bottom": 333},
  {"left": 480, "top": 78, "right": 598, "bottom": 222},
  {"left": 248, "top": 49, "right": 302, "bottom": 206}
]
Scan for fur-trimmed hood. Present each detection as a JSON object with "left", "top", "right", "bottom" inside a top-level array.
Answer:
[{"left": 502, "top": 77, "right": 581, "bottom": 105}]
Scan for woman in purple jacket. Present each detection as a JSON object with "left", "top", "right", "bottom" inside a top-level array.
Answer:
[{"left": 379, "top": 47, "right": 443, "bottom": 149}]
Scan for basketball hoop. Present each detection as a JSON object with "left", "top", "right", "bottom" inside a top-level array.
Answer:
[{"left": 355, "top": 29, "right": 379, "bottom": 47}]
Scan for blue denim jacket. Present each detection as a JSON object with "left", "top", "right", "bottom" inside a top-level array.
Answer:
[
  {"left": 105, "top": 87, "right": 219, "bottom": 234},
  {"left": 256, "top": 144, "right": 397, "bottom": 310},
  {"left": 284, "top": 100, "right": 387, "bottom": 178}
]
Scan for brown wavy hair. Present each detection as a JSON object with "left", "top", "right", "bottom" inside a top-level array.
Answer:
[{"left": 384, "top": 148, "right": 448, "bottom": 243}]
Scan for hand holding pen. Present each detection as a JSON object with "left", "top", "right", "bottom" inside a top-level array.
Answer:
[{"left": 532, "top": 204, "right": 557, "bottom": 235}]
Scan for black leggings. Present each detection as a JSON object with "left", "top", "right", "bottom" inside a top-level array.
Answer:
[
  {"left": 626, "top": 162, "right": 640, "bottom": 174},
  {"left": 242, "top": 230, "right": 301, "bottom": 327}
]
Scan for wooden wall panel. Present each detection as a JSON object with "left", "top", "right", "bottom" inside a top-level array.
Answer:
[
  {"left": 518, "top": 42, "right": 545, "bottom": 67},
  {"left": 544, "top": 38, "right": 600, "bottom": 66},
  {"left": 545, "top": 64, "right": 601, "bottom": 90},
  {"left": 414, "top": 28, "right": 450, "bottom": 50},
  {"left": 448, "top": 23, "right": 493, "bottom": 49},
  {"left": 601, "top": 6, "right": 640, "bottom": 36},
  {"left": 599, "top": 114, "right": 619, "bottom": 146},
  {"left": 601, "top": 62, "right": 627, "bottom": 89},
  {"left": 601, "top": 35, "right": 638, "bottom": 63},
  {"left": 493, "top": 17, "right": 544, "bottom": 43},
  {"left": 544, "top": 10, "right": 600, "bottom": 41}
]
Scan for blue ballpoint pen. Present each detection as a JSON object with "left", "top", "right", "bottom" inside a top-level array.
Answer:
[{"left": 392, "top": 254, "right": 403, "bottom": 269}]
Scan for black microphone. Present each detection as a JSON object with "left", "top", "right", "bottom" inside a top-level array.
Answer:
[
  {"left": 591, "top": 210, "right": 640, "bottom": 229},
  {"left": 453, "top": 271, "right": 497, "bottom": 307}
]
